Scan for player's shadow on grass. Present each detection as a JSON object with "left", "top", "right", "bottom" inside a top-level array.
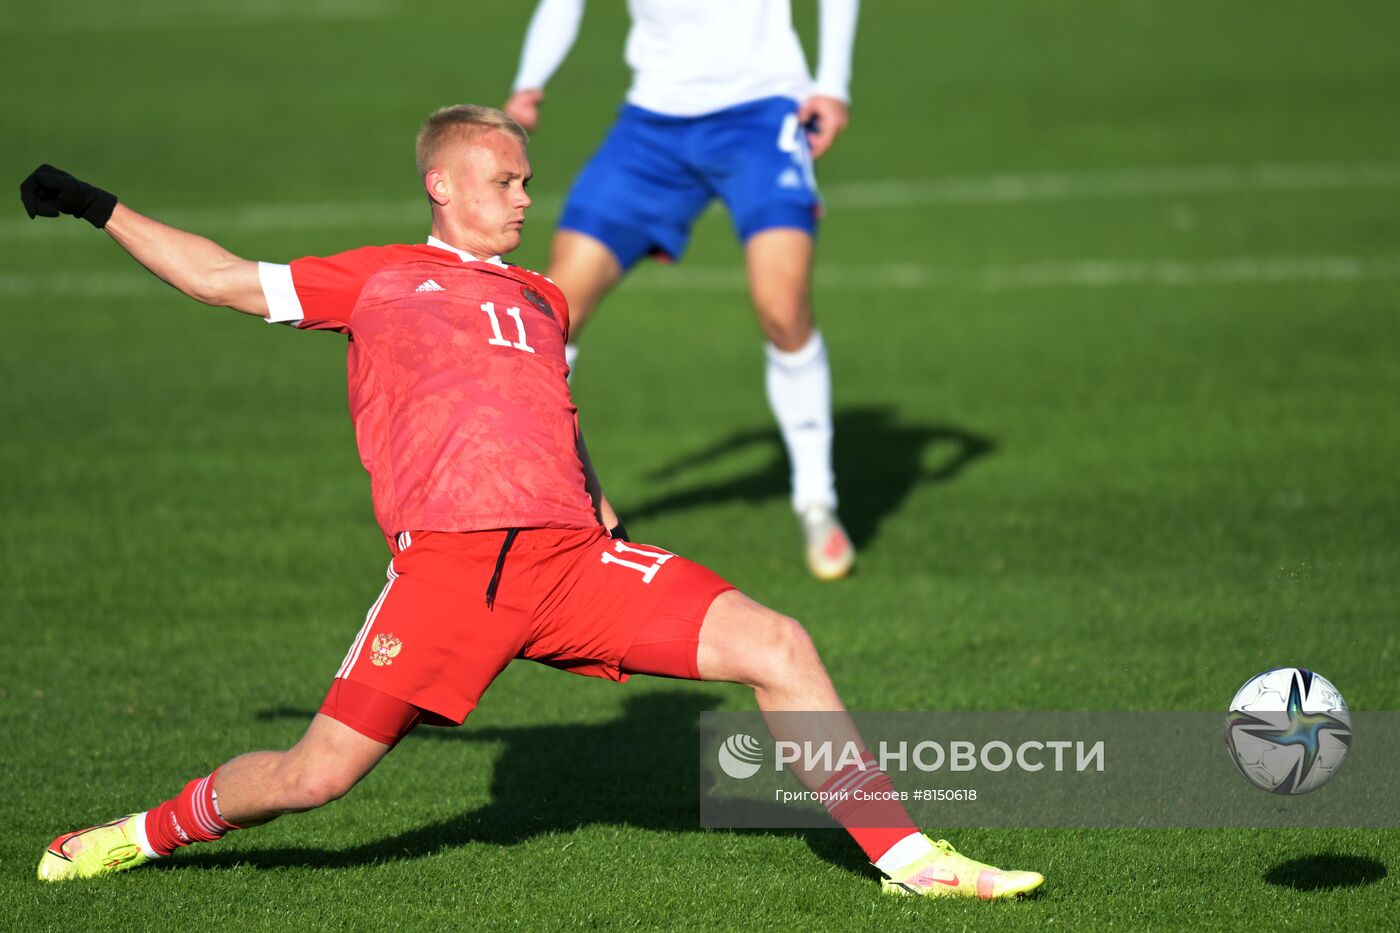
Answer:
[
  {"left": 626, "top": 406, "right": 995, "bottom": 548},
  {"left": 1264, "top": 854, "right": 1387, "bottom": 890},
  {"left": 181, "top": 690, "right": 869, "bottom": 878}
]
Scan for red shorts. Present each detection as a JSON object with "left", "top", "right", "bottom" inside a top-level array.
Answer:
[{"left": 318, "top": 527, "right": 733, "bottom": 744}]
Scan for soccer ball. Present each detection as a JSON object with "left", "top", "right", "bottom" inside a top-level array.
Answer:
[{"left": 1224, "top": 667, "right": 1352, "bottom": 794}]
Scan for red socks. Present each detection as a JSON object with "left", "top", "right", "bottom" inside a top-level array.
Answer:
[
  {"left": 143, "top": 771, "right": 240, "bottom": 857},
  {"left": 818, "top": 751, "right": 919, "bottom": 863},
  {"left": 135, "top": 761, "right": 914, "bottom": 865}
]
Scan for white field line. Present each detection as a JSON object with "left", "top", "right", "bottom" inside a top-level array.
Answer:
[
  {"left": 6, "top": 256, "right": 1399, "bottom": 300},
  {"left": 638, "top": 256, "right": 1400, "bottom": 291},
  {"left": 4, "top": 160, "right": 1399, "bottom": 242},
  {"left": 978, "top": 256, "right": 1400, "bottom": 291},
  {"left": 828, "top": 161, "right": 1400, "bottom": 207},
  {"left": 0, "top": 0, "right": 397, "bottom": 32}
]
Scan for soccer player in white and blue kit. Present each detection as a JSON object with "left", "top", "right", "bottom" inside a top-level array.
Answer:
[{"left": 506, "top": 0, "right": 860, "bottom": 580}]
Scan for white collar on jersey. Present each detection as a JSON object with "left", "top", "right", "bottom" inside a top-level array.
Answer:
[{"left": 426, "top": 235, "right": 506, "bottom": 266}]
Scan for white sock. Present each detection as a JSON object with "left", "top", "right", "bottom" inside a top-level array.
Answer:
[
  {"left": 874, "top": 832, "right": 933, "bottom": 875},
  {"left": 764, "top": 331, "right": 837, "bottom": 513},
  {"left": 131, "top": 810, "right": 162, "bottom": 860}
]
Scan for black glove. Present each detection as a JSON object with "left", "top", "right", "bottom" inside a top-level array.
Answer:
[
  {"left": 20, "top": 164, "right": 117, "bottom": 228},
  {"left": 607, "top": 521, "right": 630, "bottom": 542}
]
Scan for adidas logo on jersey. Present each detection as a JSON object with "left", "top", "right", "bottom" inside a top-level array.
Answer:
[
  {"left": 777, "top": 168, "right": 804, "bottom": 189},
  {"left": 415, "top": 279, "right": 445, "bottom": 293}
]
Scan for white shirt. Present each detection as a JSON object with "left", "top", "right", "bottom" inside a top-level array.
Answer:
[{"left": 511, "top": 0, "right": 859, "bottom": 117}]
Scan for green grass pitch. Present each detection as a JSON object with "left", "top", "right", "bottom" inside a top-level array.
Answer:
[{"left": 3, "top": 1, "right": 1399, "bottom": 928}]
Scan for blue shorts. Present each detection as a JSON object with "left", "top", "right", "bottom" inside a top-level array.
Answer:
[{"left": 559, "top": 96, "right": 822, "bottom": 270}]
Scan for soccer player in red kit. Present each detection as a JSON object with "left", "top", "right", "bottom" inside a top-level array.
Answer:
[{"left": 20, "top": 105, "right": 1041, "bottom": 900}]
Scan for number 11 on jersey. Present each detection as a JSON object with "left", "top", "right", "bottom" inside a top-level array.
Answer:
[{"left": 480, "top": 302, "right": 535, "bottom": 353}]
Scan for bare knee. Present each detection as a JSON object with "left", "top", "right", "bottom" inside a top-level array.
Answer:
[
  {"left": 698, "top": 591, "right": 825, "bottom": 687},
  {"left": 754, "top": 296, "right": 814, "bottom": 351},
  {"left": 761, "top": 312, "right": 817, "bottom": 355},
  {"left": 745, "top": 229, "right": 815, "bottom": 351},
  {"left": 739, "top": 610, "right": 822, "bottom": 689},
  {"left": 768, "top": 613, "right": 820, "bottom": 672}
]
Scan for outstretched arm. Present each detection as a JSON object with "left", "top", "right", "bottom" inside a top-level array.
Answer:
[
  {"left": 504, "top": 0, "right": 586, "bottom": 132},
  {"left": 105, "top": 205, "right": 268, "bottom": 317},
  {"left": 21, "top": 164, "right": 269, "bottom": 318}
]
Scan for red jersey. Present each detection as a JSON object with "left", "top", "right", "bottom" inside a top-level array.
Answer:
[{"left": 258, "top": 239, "right": 599, "bottom": 543}]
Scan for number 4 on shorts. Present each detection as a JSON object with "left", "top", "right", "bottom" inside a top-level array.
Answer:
[{"left": 600, "top": 540, "right": 674, "bottom": 584}]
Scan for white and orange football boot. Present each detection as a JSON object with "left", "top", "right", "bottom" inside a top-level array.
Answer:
[{"left": 800, "top": 504, "right": 855, "bottom": 580}]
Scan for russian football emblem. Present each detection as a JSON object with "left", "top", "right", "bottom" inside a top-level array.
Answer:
[
  {"left": 370, "top": 633, "right": 403, "bottom": 667},
  {"left": 520, "top": 286, "right": 554, "bottom": 320}
]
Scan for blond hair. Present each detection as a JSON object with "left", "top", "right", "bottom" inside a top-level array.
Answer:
[{"left": 415, "top": 104, "right": 528, "bottom": 178}]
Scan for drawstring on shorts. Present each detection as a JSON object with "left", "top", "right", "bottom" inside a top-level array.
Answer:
[{"left": 485, "top": 528, "right": 521, "bottom": 608}]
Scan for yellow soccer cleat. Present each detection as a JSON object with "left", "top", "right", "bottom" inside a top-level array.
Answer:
[
  {"left": 881, "top": 836, "right": 1044, "bottom": 900},
  {"left": 800, "top": 504, "right": 855, "bottom": 581},
  {"left": 37, "top": 814, "right": 151, "bottom": 882}
]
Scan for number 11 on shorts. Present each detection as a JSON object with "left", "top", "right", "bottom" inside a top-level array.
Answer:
[{"left": 600, "top": 540, "right": 674, "bottom": 584}]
